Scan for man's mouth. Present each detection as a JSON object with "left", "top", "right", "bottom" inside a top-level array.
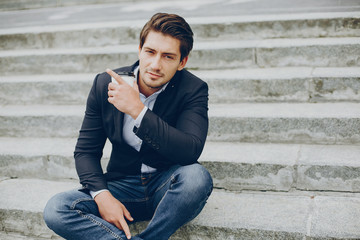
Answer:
[{"left": 147, "top": 71, "right": 163, "bottom": 79}]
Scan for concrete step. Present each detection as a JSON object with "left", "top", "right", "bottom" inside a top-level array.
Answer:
[
  {"left": 1, "top": 12, "right": 359, "bottom": 50},
  {"left": 0, "top": 38, "right": 359, "bottom": 75},
  {"left": 208, "top": 102, "right": 360, "bottom": 145},
  {"left": 1, "top": 0, "right": 359, "bottom": 29},
  {"left": 0, "top": 0, "right": 133, "bottom": 11},
  {"left": 0, "top": 232, "right": 51, "bottom": 240},
  {"left": 1, "top": 137, "right": 360, "bottom": 193},
  {"left": 0, "top": 103, "right": 359, "bottom": 144},
  {"left": 1, "top": 67, "right": 360, "bottom": 105},
  {"left": 0, "top": 178, "right": 359, "bottom": 239}
]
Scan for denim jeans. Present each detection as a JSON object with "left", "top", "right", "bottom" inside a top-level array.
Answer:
[{"left": 43, "top": 163, "right": 213, "bottom": 240}]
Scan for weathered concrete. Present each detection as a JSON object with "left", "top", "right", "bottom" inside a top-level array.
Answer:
[
  {"left": 0, "top": 106, "right": 83, "bottom": 138},
  {"left": 310, "top": 67, "right": 360, "bottom": 102},
  {"left": 0, "top": 0, "right": 135, "bottom": 11},
  {"left": 1, "top": 178, "right": 359, "bottom": 239},
  {"left": 1, "top": 38, "right": 359, "bottom": 75},
  {"left": 1, "top": 1, "right": 359, "bottom": 239},
  {"left": 256, "top": 38, "right": 360, "bottom": 68},
  {"left": 1, "top": 67, "right": 359, "bottom": 106},
  {"left": 1, "top": 103, "right": 360, "bottom": 144},
  {"left": 0, "top": 74, "right": 93, "bottom": 105},
  {"left": 1, "top": 12, "right": 359, "bottom": 50},
  {"left": 208, "top": 103, "right": 360, "bottom": 145},
  {"left": 297, "top": 144, "right": 360, "bottom": 192},
  {"left": 1, "top": 0, "right": 359, "bottom": 28},
  {"left": 1, "top": 137, "right": 360, "bottom": 193}
]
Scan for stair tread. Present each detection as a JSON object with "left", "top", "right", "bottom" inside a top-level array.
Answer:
[
  {"left": 1, "top": 67, "right": 359, "bottom": 83},
  {"left": 0, "top": 37, "right": 359, "bottom": 57},
  {"left": 0, "top": 178, "right": 359, "bottom": 239},
  {"left": 1, "top": 103, "right": 360, "bottom": 118},
  {"left": 209, "top": 102, "right": 360, "bottom": 118},
  {"left": 1, "top": 11, "right": 359, "bottom": 34},
  {"left": 1, "top": 137, "right": 359, "bottom": 167}
]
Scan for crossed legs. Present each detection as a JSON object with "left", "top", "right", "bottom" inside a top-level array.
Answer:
[{"left": 43, "top": 164, "right": 213, "bottom": 240}]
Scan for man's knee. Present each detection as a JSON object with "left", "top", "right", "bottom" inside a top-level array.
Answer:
[
  {"left": 43, "top": 190, "right": 90, "bottom": 230},
  {"left": 175, "top": 164, "right": 213, "bottom": 196},
  {"left": 43, "top": 192, "right": 67, "bottom": 230}
]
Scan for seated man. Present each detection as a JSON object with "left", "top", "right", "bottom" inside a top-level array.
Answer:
[{"left": 43, "top": 12, "right": 213, "bottom": 240}]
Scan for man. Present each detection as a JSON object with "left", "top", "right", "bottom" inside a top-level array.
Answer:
[{"left": 44, "top": 13, "right": 213, "bottom": 240}]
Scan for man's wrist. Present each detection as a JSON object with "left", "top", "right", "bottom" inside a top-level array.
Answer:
[
  {"left": 134, "top": 106, "right": 148, "bottom": 128},
  {"left": 90, "top": 189, "right": 109, "bottom": 199},
  {"left": 129, "top": 102, "right": 145, "bottom": 120}
]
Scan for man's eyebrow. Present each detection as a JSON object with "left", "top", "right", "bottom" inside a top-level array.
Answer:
[{"left": 144, "top": 47, "right": 178, "bottom": 56}]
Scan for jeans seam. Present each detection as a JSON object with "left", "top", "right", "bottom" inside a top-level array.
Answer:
[
  {"left": 76, "top": 210, "right": 124, "bottom": 240},
  {"left": 154, "top": 174, "right": 175, "bottom": 194},
  {"left": 70, "top": 198, "right": 93, "bottom": 210},
  {"left": 71, "top": 198, "right": 124, "bottom": 240}
]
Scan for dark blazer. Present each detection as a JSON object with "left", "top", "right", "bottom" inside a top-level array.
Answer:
[{"left": 74, "top": 61, "right": 209, "bottom": 192}]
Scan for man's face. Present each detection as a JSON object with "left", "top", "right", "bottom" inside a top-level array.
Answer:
[{"left": 138, "top": 31, "right": 188, "bottom": 95}]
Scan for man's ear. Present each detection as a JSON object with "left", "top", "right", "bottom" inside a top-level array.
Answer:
[
  {"left": 138, "top": 45, "right": 142, "bottom": 57},
  {"left": 177, "top": 56, "right": 188, "bottom": 71}
]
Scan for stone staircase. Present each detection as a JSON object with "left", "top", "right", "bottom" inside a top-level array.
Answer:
[{"left": 1, "top": 1, "right": 360, "bottom": 239}]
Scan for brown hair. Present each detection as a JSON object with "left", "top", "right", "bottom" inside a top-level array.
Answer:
[{"left": 139, "top": 13, "right": 194, "bottom": 62}]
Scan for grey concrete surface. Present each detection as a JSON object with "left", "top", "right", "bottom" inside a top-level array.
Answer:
[
  {"left": 1, "top": 103, "right": 360, "bottom": 144},
  {"left": 1, "top": 137, "right": 360, "bottom": 193},
  {"left": 1, "top": 38, "right": 359, "bottom": 76},
  {"left": 1, "top": 12, "right": 359, "bottom": 51},
  {"left": 1, "top": 0, "right": 360, "bottom": 28},
  {"left": 1, "top": 0, "right": 360, "bottom": 239},
  {"left": 0, "top": 178, "right": 359, "bottom": 239},
  {"left": 1, "top": 67, "right": 359, "bottom": 105}
]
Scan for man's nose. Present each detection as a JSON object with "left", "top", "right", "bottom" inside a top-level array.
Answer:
[{"left": 151, "top": 55, "right": 161, "bottom": 70}]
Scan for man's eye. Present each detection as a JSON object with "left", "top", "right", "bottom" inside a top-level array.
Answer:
[
  {"left": 165, "top": 55, "right": 174, "bottom": 60},
  {"left": 146, "top": 50, "right": 154, "bottom": 54}
]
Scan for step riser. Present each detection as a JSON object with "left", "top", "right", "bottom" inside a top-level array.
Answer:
[
  {"left": 209, "top": 117, "right": 360, "bottom": 145},
  {"left": 2, "top": 181, "right": 360, "bottom": 240},
  {"left": 0, "top": 210, "right": 56, "bottom": 239},
  {"left": 1, "top": 17, "right": 359, "bottom": 50},
  {"left": 1, "top": 115, "right": 360, "bottom": 145},
  {"left": 0, "top": 81, "right": 91, "bottom": 105},
  {"left": 256, "top": 44, "right": 360, "bottom": 68},
  {"left": 0, "top": 52, "right": 139, "bottom": 76},
  {"left": 2, "top": 76, "right": 359, "bottom": 105},
  {"left": 210, "top": 76, "right": 360, "bottom": 103},
  {"left": 0, "top": 115, "right": 82, "bottom": 138},
  {"left": 0, "top": 0, "right": 130, "bottom": 11},
  {"left": 0, "top": 208, "right": 306, "bottom": 240},
  {"left": 1, "top": 44, "right": 359, "bottom": 75},
  {"left": 0, "top": 27, "right": 140, "bottom": 50},
  {"left": 2, "top": 154, "right": 359, "bottom": 193}
]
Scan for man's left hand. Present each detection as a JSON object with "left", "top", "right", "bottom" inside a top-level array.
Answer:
[{"left": 106, "top": 69, "right": 144, "bottom": 119}]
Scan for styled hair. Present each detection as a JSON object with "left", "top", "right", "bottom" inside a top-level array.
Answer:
[{"left": 139, "top": 13, "right": 194, "bottom": 61}]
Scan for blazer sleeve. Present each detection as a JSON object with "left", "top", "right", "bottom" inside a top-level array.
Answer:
[
  {"left": 134, "top": 81, "right": 209, "bottom": 166},
  {"left": 74, "top": 74, "right": 108, "bottom": 192}
]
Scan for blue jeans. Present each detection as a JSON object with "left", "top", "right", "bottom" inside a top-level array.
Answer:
[{"left": 43, "top": 164, "right": 213, "bottom": 240}]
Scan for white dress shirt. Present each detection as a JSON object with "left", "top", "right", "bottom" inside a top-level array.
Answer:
[{"left": 90, "top": 66, "right": 168, "bottom": 198}]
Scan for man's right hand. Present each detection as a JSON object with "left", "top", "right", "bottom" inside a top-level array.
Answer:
[{"left": 94, "top": 191, "right": 133, "bottom": 239}]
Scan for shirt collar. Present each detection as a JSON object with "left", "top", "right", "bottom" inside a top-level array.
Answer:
[{"left": 134, "top": 66, "right": 169, "bottom": 97}]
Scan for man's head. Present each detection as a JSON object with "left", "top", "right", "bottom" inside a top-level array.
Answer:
[
  {"left": 137, "top": 13, "right": 194, "bottom": 96},
  {"left": 139, "top": 13, "right": 193, "bottom": 62}
]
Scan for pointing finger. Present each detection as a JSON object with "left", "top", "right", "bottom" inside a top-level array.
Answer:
[
  {"left": 119, "top": 218, "right": 131, "bottom": 239},
  {"left": 106, "top": 68, "right": 124, "bottom": 85}
]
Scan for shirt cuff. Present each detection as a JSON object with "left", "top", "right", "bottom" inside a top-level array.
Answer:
[
  {"left": 90, "top": 189, "right": 109, "bottom": 199},
  {"left": 134, "top": 106, "right": 148, "bottom": 128}
]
